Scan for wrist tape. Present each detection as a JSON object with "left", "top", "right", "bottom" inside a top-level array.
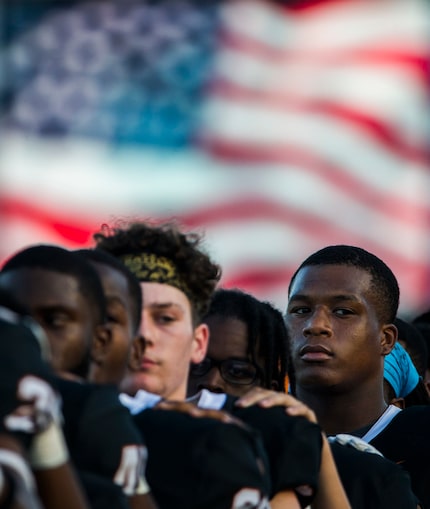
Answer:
[{"left": 28, "top": 422, "right": 69, "bottom": 470}]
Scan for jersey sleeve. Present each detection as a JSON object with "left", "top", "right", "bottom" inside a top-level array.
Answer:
[
  {"left": 233, "top": 404, "right": 322, "bottom": 508},
  {"left": 133, "top": 407, "right": 271, "bottom": 509},
  {"left": 330, "top": 441, "right": 420, "bottom": 509},
  {"left": 0, "top": 319, "right": 56, "bottom": 451},
  {"left": 369, "top": 406, "right": 430, "bottom": 508},
  {"left": 59, "top": 381, "right": 147, "bottom": 496}
]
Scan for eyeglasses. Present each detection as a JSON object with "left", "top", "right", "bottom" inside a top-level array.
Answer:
[{"left": 189, "top": 357, "right": 260, "bottom": 385}]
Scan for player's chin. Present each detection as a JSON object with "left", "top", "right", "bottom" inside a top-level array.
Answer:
[
  {"left": 137, "top": 373, "right": 165, "bottom": 396},
  {"left": 295, "top": 363, "right": 338, "bottom": 386},
  {"left": 122, "top": 371, "right": 160, "bottom": 395}
]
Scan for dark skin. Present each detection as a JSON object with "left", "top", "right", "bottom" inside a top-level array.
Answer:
[
  {"left": 187, "top": 315, "right": 266, "bottom": 398},
  {"left": 87, "top": 261, "right": 137, "bottom": 386},
  {"left": 0, "top": 268, "right": 97, "bottom": 377},
  {"left": 34, "top": 461, "right": 90, "bottom": 509},
  {"left": 0, "top": 429, "right": 90, "bottom": 509},
  {"left": 0, "top": 268, "right": 158, "bottom": 509},
  {"left": 184, "top": 308, "right": 350, "bottom": 509},
  {"left": 285, "top": 264, "right": 397, "bottom": 435},
  {"left": 185, "top": 309, "right": 349, "bottom": 509}
]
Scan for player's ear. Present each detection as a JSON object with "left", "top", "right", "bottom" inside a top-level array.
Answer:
[
  {"left": 191, "top": 323, "right": 209, "bottom": 364},
  {"left": 91, "top": 324, "right": 112, "bottom": 362},
  {"left": 380, "top": 323, "right": 397, "bottom": 355},
  {"left": 389, "top": 397, "right": 405, "bottom": 409}
]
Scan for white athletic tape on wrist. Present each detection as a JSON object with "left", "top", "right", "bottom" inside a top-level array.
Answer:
[{"left": 28, "top": 422, "right": 69, "bottom": 469}]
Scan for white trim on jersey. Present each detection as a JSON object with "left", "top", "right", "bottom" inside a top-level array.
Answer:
[
  {"left": 187, "top": 389, "right": 228, "bottom": 410},
  {"left": 119, "top": 390, "right": 162, "bottom": 415},
  {"left": 360, "top": 405, "right": 402, "bottom": 443}
]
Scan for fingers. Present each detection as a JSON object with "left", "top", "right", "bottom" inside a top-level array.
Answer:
[
  {"left": 235, "top": 387, "right": 317, "bottom": 423},
  {"left": 236, "top": 387, "right": 299, "bottom": 408},
  {"left": 235, "top": 386, "right": 281, "bottom": 407},
  {"left": 155, "top": 400, "right": 200, "bottom": 415},
  {"left": 285, "top": 402, "right": 317, "bottom": 423}
]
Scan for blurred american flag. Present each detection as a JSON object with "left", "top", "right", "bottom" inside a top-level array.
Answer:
[{"left": 1, "top": 0, "right": 430, "bottom": 316}]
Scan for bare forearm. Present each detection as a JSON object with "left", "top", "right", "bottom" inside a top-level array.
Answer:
[
  {"left": 129, "top": 493, "right": 159, "bottom": 509},
  {"left": 34, "top": 463, "right": 90, "bottom": 509},
  {"left": 311, "top": 435, "right": 351, "bottom": 509},
  {"left": 270, "top": 490, "right": 301, "bottom": 509}
]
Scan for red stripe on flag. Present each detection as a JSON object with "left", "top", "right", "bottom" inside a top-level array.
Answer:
[
  {"left": 222, "top": 264, "right": 295, "bottom": 289},
  {"left": 208, "top": 79, "right": 430, "bottom": 164},
  {"left": 198, "top": 139, "right": 430, "bottom": 225},
  {"left": 0, "top": 197, "right": 98, "bottom": 245},
  {"left": 160, "top": 197, "right": 429, "bottom": 270},
  {"left": 278, "top": 0, "right": 351, "bottom": 13},
  {"left": 220, "top": 30, "right": 430, "bottom": 83}
]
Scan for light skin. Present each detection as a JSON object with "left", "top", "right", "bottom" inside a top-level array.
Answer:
[
  {"left": 120, "top": 282, "right": 275, "bottom": 506},
  {"left": 87, "top": 261, "right": 137, "bottom": 385},
  {"left": 285, "top": 264, "right": 396, "bottom": 435},
  {"left": 124, "top": 282, "right": 208, "bottom": 401},
  {"left": 187, "top": 315, "right": 265, "bottom": 398},
  {"left": 0, "top": 268, "right": 104, "bottom": 377}
]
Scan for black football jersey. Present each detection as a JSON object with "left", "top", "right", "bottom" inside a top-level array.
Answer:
[
  {"left": 370, "top": 406, "right": 430, "bottom": 509},
  {"left": 133, "top": 408, "right": 271, "bottom": 509},
  {"left": 0, "top": 317, "right": 55, "bottom": 450},
  {"left": 225, "top": 399, "right": 322, "bottom": 508},
  {"left": 57, "top": 379, "right": 144, "bottom": 476},
  {"left": 330, "top": 440, "right": 419, "bottom": 509},
  {"left": 56, "top": 379, "right": 147, "bottom": 507}
]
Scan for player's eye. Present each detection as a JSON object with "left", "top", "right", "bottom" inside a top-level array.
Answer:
[
  {"left": 43, "top": 312, "right": 69, "bottom": 328},
  {"left": 156, "top": 314, "right": 175, "bottom": 324},
  {"left": 288, "top": 306, "right": 310, "bottom": 315},
  {"left": 333, "top": 308, "right": 354, "bottom": 316}
]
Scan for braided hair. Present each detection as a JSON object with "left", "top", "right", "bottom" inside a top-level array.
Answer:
[{"left": 205, "top": 288, "right": 289, "bottom": 391}]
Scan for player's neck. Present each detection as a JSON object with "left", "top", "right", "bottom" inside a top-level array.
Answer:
[
  {"left": 295, "top": 384, "right": 388, "bottom": 436},
  {"left": 165, "top": 382, "right": 187, "bottom": 402}
]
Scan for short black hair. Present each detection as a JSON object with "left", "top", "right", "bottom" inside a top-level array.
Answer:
[
  {"left": 204, "top": 288, "right": 289, "bottom": 391},
  {"left": 76, "top": 248, "right": 142, "bottom": 333},
  {"left": 1, "top": 244, "right": 107, "bottom": 325},
  {"left": 288, "top": 245, "right": 400, "bottom": 323}
]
